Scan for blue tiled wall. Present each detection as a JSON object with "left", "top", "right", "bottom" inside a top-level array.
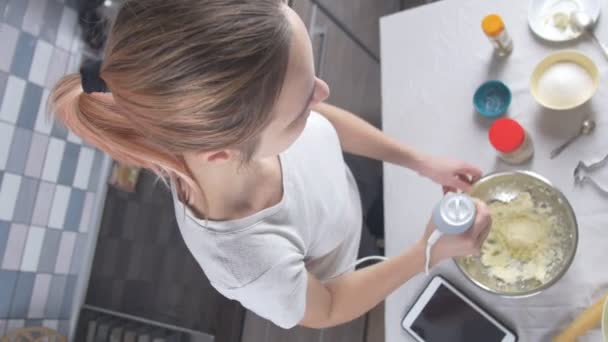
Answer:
[{"left": 0, "top": 0, "right": 105, "bottom": 337}]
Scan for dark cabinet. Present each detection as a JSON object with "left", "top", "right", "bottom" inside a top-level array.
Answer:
[
  {"left": 313, "top": 0, "right": 400, "bottom": 59},
  {"left": 309, "top": 6, "right": 382, "bottom": 128},
  {"left": 292, "top": 0, "right": 384, "bottom": 218},
  {"left": 293, "top": 0, "right": 382, "bottom": 128}
]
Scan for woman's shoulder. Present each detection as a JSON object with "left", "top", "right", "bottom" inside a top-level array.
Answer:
[
  {"left": 187, "top": 223, "right": 306, "bottom": 289},
  {"left": 170, "top": 197, "right": 306, "bottom": 288},
  {"left": 306, "top": 111, "right": 337, "bottom": 136},
  {"left": 284, "top": 111, "right": 340, "bottom": 158}
]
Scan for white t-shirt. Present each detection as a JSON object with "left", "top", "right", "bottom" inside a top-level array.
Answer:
[{"left": 171, "top": 112, "right": 362, "bottom": 328}]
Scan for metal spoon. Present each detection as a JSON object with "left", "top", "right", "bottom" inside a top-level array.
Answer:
[
  {"left": 570, "top": 11, "right": 608, "bottom": 59},
  {"left": 488, "top": 191, "right": 517, "bottom": 206},
  {"left": 550, "top": 119, "right": 596, "bottom": 159}
]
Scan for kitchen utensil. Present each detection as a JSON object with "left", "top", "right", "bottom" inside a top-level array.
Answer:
[
  {"left": 550, "top": 119, "right": 596, "bottom": 159},
  {"left": 455, "top": 171, "right": 578, "bottom": 297},
  {"left": 570, "top": 11, "right": 608, "bottom": 58},
  {"left": 574, "top": 153, "right": 608, "bottom": 194},
  {"left": 530, "top": 50, "right": 599, "bottom": 110},
  {"left": 528, "top": 0, "right": 601, "bottom": 42},
  {"left": 552, "top": 294, "right": 608, "bottom": 341},
  {"left": 488, "top": 191, "right": 518, "bottom": 205},
  {"left": 425, "top": 193, "right": 476, "bottom": 275}
]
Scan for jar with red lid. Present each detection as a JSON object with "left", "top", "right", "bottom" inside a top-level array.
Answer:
[{"left": 489, "top": 118, "right": 534, "bottom": 164}]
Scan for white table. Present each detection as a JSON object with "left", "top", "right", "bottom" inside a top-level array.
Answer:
[{"left": 380, "top": 1, "right": 608, "bottom": 341}]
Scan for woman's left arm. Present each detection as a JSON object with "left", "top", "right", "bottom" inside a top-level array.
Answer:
[{"left": 313, "top": 102, "right": 482, "bottom": 192}]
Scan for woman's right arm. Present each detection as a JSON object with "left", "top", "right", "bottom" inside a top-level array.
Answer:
[
  {"left": 300, "top": 241, "right": 425, "bottom": 328},
  {"left": 299, "top": 200, "right": 491, "bottom": 329}
]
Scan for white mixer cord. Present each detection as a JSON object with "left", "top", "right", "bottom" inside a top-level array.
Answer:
[
  {"left": 424, "top": 231, "right": 443, "bottom": 275},
  {"left": 347, "top": 230, "right": 441, "bottom": 273},
  {"left": 347, "top": 256, "right": 388, "bottom": 270}
]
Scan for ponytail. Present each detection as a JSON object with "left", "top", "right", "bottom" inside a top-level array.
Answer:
[
  {"left": 50, "top": 74, "right": 200, "bottom": 204},
  {"left": 48, "top": 0, "right": 292, "bottom": 214}
]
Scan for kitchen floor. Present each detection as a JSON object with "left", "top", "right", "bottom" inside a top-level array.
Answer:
[
  {"left": 242, "top": 303, "right": 385, "bottom": 342},
  {"left": 84, "top": 170, "right": 244, "bottom": 342}
]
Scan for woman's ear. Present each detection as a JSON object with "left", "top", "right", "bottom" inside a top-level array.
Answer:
[
  {"left": 311, "top": 78, "right": 330, "bottom": 106},
  {"left": 198, "top": 150, "right": 238, "bottom": 163}
]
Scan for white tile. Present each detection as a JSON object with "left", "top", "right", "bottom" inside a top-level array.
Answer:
[
  {"left": 42, "top": 320, "right": 59, "bottom": 330},
  {"left": 41, "top": 138, "right": 65, "bottom": 182},
  {"left": 79, "top": 192, "right": 95, "bottom": 232},
  {"left": 48, "top": 185, "right": 70, "bottom": 229},
  {"left": 73, "top": 147, "right": 93, "bottom": 189},
  {"left": 0, "top": 76, "right": 26, "bottom": 124},
  {"left": 24, "top": 132, "right": 49, "bottom": 178},
  {"left": 31, "top": 181, "right": 56, "bottom": 227},
  {"left": 0, "top": 23, "right": 19, "bottom": 72},
  {"left": 1, "top": 224, "right": 28, "bottom": 270},
  {"left": 66, "top": 129, "right": 81, "bottom": 144},
  {"left": 28, "top": 274, "right": 52, "bottom": 318},
  {"left": 28, "top": 40, "right": 54, "bottom": 87},
  {"left": 20, "top": 226, "right": 46, "bottom": 272},
  {"left": 22, "top": 0, "right": 48, "bottom": 36},
  {"left": 54, "top": 231, "right": 76, "bottom": 274},
  {"left": 34, "top": 89, "right": 53, "bottom": 134},
  {"left": 55, "top": 7, "right": 78, "bottom": 51},
  {"left": 45, "top": 48, "right": 69, "bottom": 89},
  {"left": 0, "top": 174, "right": 22, "bottom": 221},
  {"left": 0, "top": 122, "right": 16, "bottom": 170}
]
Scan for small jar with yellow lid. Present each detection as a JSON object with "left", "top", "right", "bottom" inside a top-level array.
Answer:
[{"left": 482, "top": 14, "right": 513, "bottom": 56}]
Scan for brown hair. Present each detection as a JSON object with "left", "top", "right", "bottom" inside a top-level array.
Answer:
[{"left": 51, "top": 0, "right": 292, "bottom": 204}]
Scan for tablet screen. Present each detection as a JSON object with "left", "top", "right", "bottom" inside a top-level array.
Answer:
[{"left": 410, "top": 284, "right": 506, "bottom": 341}]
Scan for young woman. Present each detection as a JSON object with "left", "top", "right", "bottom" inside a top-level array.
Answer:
[{"left": 52, "top": 0, "right": 491, "bottom": 330}]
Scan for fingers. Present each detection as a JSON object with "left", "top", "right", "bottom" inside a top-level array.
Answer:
[
  {"left": 473, "top": 198, "right": 490, "bottom": 217},
  {"left": 453, "top": 164, "right": 483, "bottom": 191},
  {"left": 457, "top": 164, "right": 483, "bottom": 180},
  {"left": 475, "top": 224, "right": 491, "bottom": 248},
  {"left": 471, "top": 199, "right": 492, "bottom": 237},
  {"left": 465, "top": 223, "right": 490, "bottom": 257},
  {"left": 471, "top": 172, "right": 482, "bottom": 183},
  {"left": 448, "top": 173, "right": 479, "bottom": 192},
  {"left": 442, "top": 185, "right": 456, "bottom": 194},
  {"left": 452, "top": 178, "right": 473, "bottom": 192}
]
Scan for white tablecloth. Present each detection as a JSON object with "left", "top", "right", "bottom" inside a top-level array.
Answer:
[{"left": 380, "top": 1, "right": 608, "bottom": 341}]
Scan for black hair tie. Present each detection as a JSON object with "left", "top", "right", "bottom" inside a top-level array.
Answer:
[{"left": 80, "top": 60, "right": 109, "bottom": 94}]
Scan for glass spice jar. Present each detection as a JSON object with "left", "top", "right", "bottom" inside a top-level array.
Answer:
[
  {"left": 482, "top": 14, "right": 513, "bottom": 56},
  {"left": 489, "top": 118, "right": 534, "bottom": 164}
]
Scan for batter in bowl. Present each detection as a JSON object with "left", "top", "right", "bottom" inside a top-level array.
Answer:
[{"left": 481, "top": 192, "right": 563, "bottom": 284}]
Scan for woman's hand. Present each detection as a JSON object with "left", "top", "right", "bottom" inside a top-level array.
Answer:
[
  {"left": 416, "top": 154, "right": 483, "bottom": 193},
  {"left": 418, "top": 199, "right": 492, "bottom": 268}
]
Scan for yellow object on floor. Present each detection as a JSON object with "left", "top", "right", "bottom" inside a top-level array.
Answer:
[
  {"left": 553, "top": 294, "right": 608, "bottom": 342},
  {"left": 0, "top": 326, "right": 66, "bottom": 342}
]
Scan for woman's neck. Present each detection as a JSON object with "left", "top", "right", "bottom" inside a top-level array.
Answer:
[{"left": 187, "top": 155, "right": 283, "bottom": 221}]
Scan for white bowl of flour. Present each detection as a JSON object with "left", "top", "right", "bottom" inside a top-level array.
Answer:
[{"left": 530, "top": 50, "right": 599, "bottom": 110}]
